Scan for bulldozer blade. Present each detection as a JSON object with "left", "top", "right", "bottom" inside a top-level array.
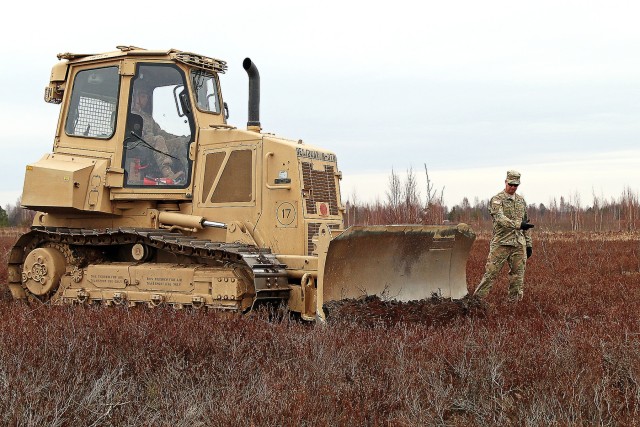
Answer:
[{"left": 320, "top": 224, "right": 475, "bottom": 304}]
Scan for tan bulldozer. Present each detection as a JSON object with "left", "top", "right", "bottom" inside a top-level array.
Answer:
[{"left": 7, "top": 46, "right": 475, "bottom": 320}]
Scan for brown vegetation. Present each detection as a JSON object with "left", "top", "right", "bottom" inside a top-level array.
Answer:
[{"left": 1, "top": 229, "right": 639, "bottom": 425}]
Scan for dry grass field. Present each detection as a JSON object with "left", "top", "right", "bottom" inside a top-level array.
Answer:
[{"left": 0, "top": 230, "right": 639, "bottom": 426}]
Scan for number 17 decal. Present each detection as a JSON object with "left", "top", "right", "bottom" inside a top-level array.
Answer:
[{"left": 276, "top": 202, "right": 297, "bottom": 227}]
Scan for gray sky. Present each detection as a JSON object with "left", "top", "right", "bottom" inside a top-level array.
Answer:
[{"left": 1, "top": 0, "right": 639, "bottom": 208}]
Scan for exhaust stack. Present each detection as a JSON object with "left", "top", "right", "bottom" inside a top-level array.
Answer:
[{"left": 243, "top": 58, "right": 261, "bottom": 132}]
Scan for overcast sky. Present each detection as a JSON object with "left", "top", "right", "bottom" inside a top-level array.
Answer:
[{"left": 1, "top": 0, "right": 638, "bottom": 209}]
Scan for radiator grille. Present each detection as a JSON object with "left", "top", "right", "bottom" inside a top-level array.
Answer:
[
  {"left": 307, "top": 223, "right": 320, "bottom": 255},
  {"left": 301, "top": 162, "right": 339, "bottom": 216}
]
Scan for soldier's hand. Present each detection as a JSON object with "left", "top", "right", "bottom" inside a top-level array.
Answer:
[
  {"left": 526, "top": 247, "right": 532, "bottom": 258},
  {"left": 520, "top": 220, "right": 534, "bottom": 230}
]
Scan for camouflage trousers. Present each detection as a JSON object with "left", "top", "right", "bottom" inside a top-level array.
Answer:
[{"left": 474, "top": 244, "right": 527, "bottom": 299}]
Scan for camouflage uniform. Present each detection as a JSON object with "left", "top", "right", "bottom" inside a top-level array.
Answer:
[
  {"left": 474, "top": 171, "right": 533, "bottom": 300},
  {"left": 131, "top": 89, "right": 188, "bottom": 180},
  {"left": 135, "top": 109, "right": 175, "bottom": 176}
]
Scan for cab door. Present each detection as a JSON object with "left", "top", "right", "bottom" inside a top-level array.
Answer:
[{"left": 117, "top": 62, "right": 196, "bottom": 199}]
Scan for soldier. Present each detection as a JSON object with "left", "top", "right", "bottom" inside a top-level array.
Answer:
[
  {"left": 474, "top": 170, "right": 534, "bottom": 301},
  {"left": 131, "top": 88, "right": 185, "bottom": 181}
]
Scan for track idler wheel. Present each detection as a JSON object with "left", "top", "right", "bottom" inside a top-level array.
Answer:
[{"left": 21, "top": 247, "right": 66, "bottom": 297}]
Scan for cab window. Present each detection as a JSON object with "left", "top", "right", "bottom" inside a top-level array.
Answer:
[
  {"left": 191, "top": 70, "right": 220, "bottom": 114},
  {"left": 64, "top": 67, "right": 119, "bottom": 139},
  {"left": 123, "top": 64, "right": 194, "bottom": 188}
]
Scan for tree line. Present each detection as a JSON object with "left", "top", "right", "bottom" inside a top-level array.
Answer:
[
  {"left": 344, "top": 166, "right": 640, "bottom": 232},
  {"left": 0, "top": 199, "right": 34, "bottom": 228}
]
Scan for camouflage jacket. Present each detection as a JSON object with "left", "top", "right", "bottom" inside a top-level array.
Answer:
[{"left": 488, "top": 190, "right": 532, "bottom": 248}]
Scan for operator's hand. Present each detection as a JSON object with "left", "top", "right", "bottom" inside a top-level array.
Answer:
[
  {"left": 520, "top": 220, "right": 534, "bottom": 230},
  {"left": 526, "top": 247, "right": 532, "bottom": 258}
]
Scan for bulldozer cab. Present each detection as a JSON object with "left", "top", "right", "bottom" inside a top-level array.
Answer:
[{"left": 122, "top": 63, "right": 195, "bottom": 187}]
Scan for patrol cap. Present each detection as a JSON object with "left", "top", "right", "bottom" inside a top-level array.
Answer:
[{"left": 506, "top": 170, "right": 521, "bottom": 185}]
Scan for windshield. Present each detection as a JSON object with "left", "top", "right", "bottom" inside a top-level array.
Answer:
[
  {"left": 123, "top": 63, "right": 194, "bottom": 188},
  {"left": 191, "top": 70, "right": 221, "bottom": 114}
]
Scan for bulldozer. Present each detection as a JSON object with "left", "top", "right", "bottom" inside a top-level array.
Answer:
[{"left": 7, "top": 46, "right": 475, "bottom": 320}]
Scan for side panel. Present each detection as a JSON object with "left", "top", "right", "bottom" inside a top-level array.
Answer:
[
  {"left": 260, "top": 139, "right": 303, "bottom": 255},
  {"left": 191, "top": 129, "right": 263, "bottom": 243},
  {"left": 22, "top": 154, "right": 112, "bottom": 213}
]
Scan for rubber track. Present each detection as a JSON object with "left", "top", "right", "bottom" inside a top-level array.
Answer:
[{"left": 8, "top": 226, "right": 289, "bottom": 301}]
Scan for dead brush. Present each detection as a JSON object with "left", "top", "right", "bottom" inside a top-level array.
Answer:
[{"left": 0, "top": 230, "right": 639, "bottom": 424}]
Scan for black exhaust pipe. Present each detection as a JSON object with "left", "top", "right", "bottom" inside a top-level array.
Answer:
[{"left": 243, "top": 58, "right": 260, "bottom": 130}]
